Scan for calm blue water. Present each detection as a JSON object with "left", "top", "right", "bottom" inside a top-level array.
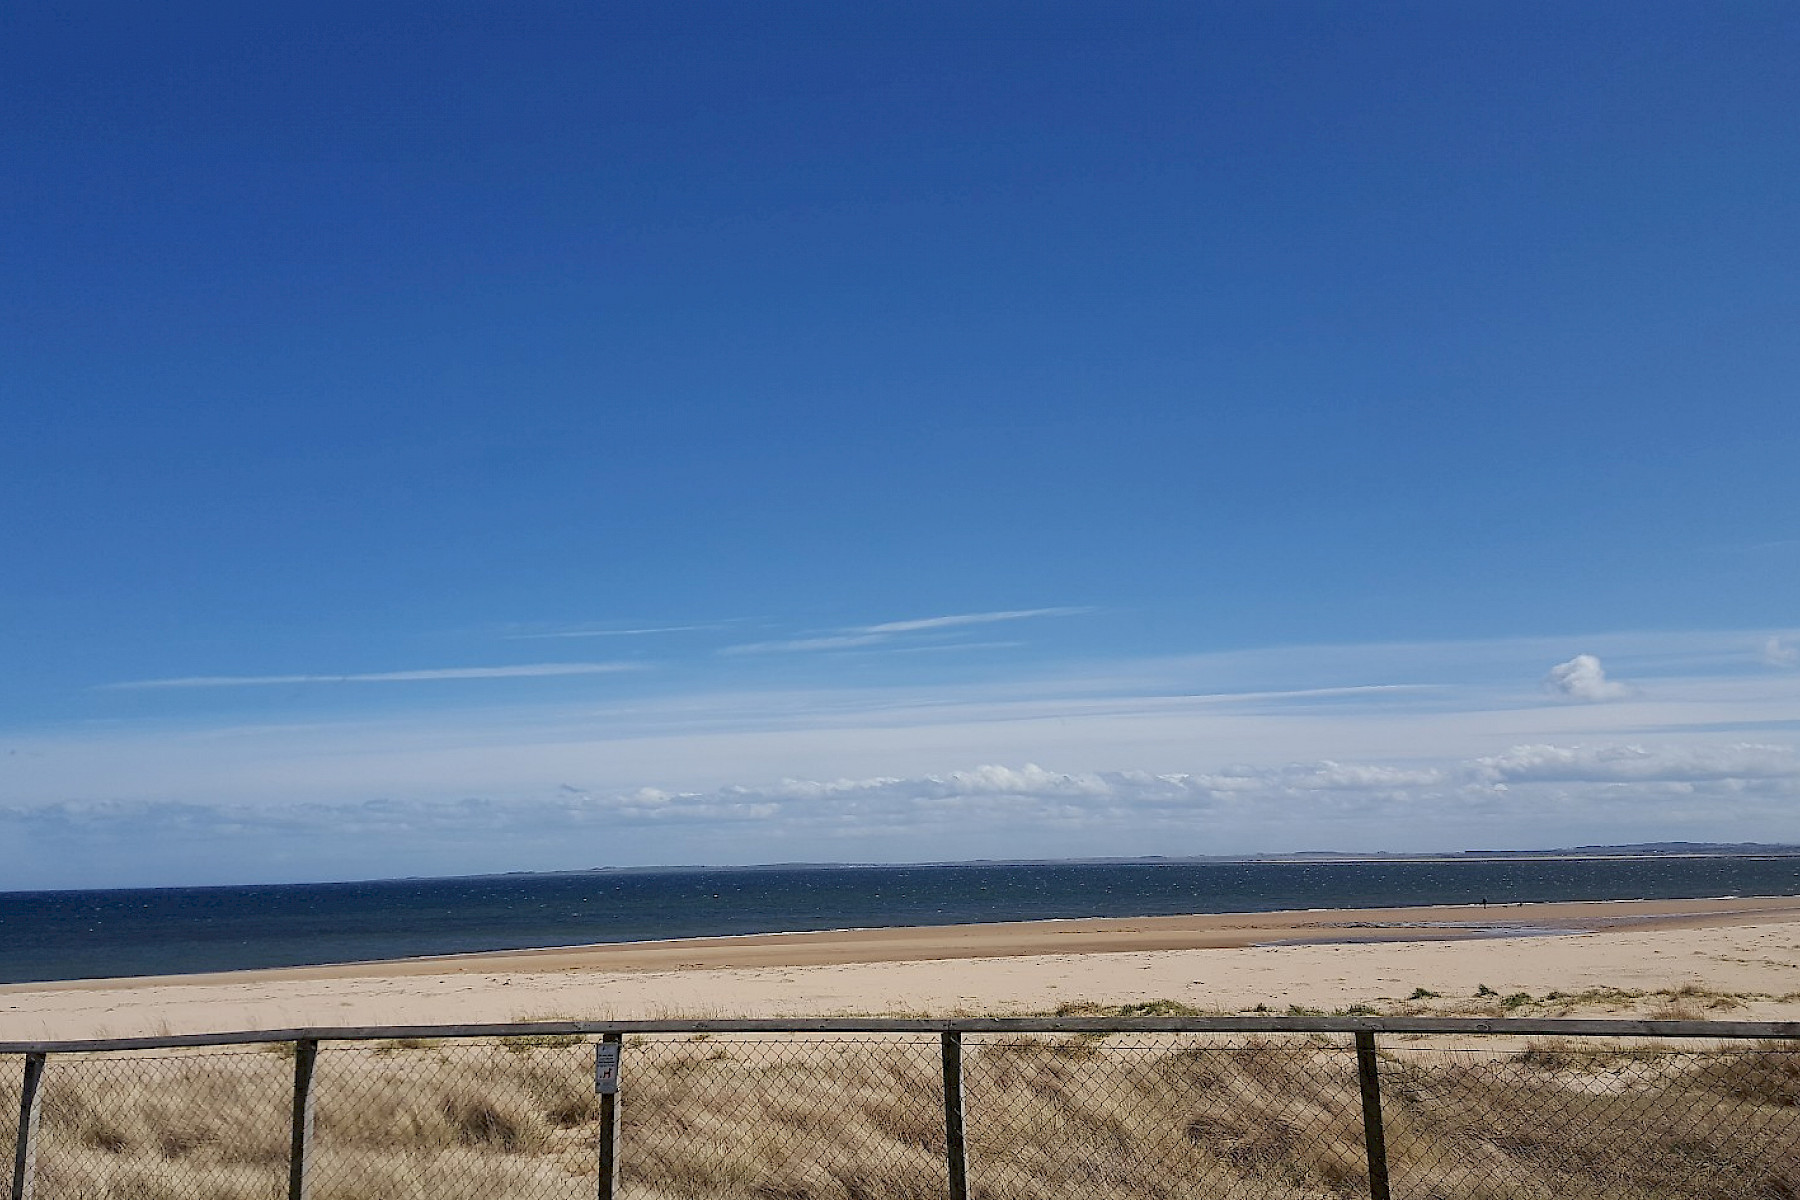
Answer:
[{"left": 3, "top": 856, "right": 1798, "bottom": 984}]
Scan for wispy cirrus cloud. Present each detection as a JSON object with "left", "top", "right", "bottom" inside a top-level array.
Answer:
[
  {"left": 862, "top": 607, "right": 1092, "bottom": 634},
  {"left": 723, "top": 607, "right": 1090, "bottom": 655},
  {"left": 887, "top": 640, "right": 1028, "bottom": 655},
  {"left": 506, "top": 624, "right": 720, "bottom": 640},
  {"left": 101, "top": 662, "right": 642, "bottom": 691},
  {"left": 723, "top": 633, "right": 892, "bottom": 655}
]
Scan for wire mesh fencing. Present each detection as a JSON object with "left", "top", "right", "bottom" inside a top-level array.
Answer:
[
  {"left": 7, "top": 1020, "right": 1800, "bottom": 1200},
  {"left": 1, "top": 1054, "right": 19, "bottom": 1193},
  {"left": 964, "top": 1032, "right": 1375, "bottom": 1200},
  {"left": 621, "top": 1034, "right": 947, "bottom": 1199},
  {"left": 23, "top": 1044, "right": 291, "bottom": 1200},
  {"left": 1374, "top": 1038, "right": 1800, "bottom": 1200},
  {"left": 306, "top": 1035, "right": 600, "bottom": 1200}
]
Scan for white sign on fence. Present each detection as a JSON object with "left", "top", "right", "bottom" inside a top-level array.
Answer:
[{"left": 594, "top": 1041, "right": 621, "bottom": 1094}]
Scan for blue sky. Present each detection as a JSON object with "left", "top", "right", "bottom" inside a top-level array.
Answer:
[{"left": 3, "top": 3, "right": 1797, "bottom": 888}]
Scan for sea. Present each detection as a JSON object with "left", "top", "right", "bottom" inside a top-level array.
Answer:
[{"left": 4, "top": 855, "right": 1799, "bottom": 985}]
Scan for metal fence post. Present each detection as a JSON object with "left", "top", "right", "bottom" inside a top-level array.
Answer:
[
  {"left": 1354, "top": 1031, "right": 1391, "bottom": 1200},
  {"left": 10, "top": 1053, "right": 45, "bottom": 1200},
  {"left": 596, "top": 1032, "right": 624, "bottom": 1200},
  {"left": 941, "top": 1031, "right": 968, "bottom": 1200},
  {"left": 288, "top": 1039, "right": 318, "bottom": 1200}
]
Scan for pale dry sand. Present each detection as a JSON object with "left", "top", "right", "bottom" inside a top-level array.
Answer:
[{"left": 8, "top": 895, "right": 1800, "bottom": 1041}]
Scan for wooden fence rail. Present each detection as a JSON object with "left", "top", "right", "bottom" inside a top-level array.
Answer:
[{"left": 7, "top": 1013, "right": 1799, "bottom": 1056}]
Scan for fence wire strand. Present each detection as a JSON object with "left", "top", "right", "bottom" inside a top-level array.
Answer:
[{"left": 8, "top": 1029, "right": 1800, "bottom": 1200}]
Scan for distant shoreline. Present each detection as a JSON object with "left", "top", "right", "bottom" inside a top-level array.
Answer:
[
  {"left": 15, "top": 893, "right": 1800, "bottom": 991},
  {"left": 12, "top": 845, "right": 1800, "bottom": 897}
]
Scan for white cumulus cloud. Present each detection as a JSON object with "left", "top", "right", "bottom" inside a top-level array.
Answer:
[{"left": 1544, "top": 654, "right": 1632, "bottom": 702}]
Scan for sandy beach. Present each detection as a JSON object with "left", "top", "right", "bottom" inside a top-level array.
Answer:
[{"left": 8, "top": 895, "right": 1800, "bottom": 1041}]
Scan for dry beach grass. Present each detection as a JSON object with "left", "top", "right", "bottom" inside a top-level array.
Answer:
[{"left": 11, "top": 1024, "right": 1800, "bottom": 1200}]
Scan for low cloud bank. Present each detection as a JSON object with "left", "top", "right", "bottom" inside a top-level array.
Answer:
[{"left": 9, "top": 742, "right": 1798, "bottom": 887}]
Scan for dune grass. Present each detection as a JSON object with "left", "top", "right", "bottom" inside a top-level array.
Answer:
[{"left": 10, "top": 1028, "right": 1800, "bottom": 1200}]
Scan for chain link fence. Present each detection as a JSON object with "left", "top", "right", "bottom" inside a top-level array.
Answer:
[
  {"left": 1375, "top": 1038, "right": 1800, "bottom": 1199},
  {"left": 14, "top": 1044, "right": 290, "bottom": 1200},
  {"left": 1, "top": 1060, "right": 18, "bottom": 1196},
  {"left": 7, "top": 1019, "right": 1800, "bottom": 1200}
]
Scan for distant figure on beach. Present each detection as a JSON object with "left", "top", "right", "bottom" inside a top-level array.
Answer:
[{"left": 1480, "top": 897, "right": 1488, "bottom": 908}]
